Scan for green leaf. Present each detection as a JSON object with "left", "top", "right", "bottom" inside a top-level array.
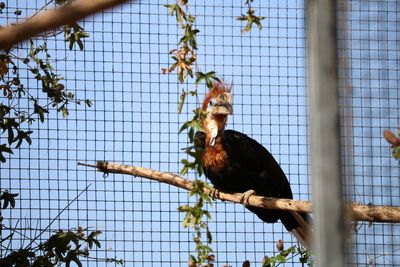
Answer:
[
  {"left": 178, "top": 71, "right": 185, "bottom": 83},
  {"left": 195, "top": 72, "right": 205, "bottom": 85},
  {"left": 88, "top": 230, "right": 102, "bottom": 246},
  {"left": 34, "top": 101, "right": 49, "bottom": 123},
  {"left": 0, "top": 190, "right": 19, "bottom": 209},
  {"left": 237, "top": 8, "right": 265, "bottom": 33},
  {"left": 179, "top": 121, "right": 191, "bottom": 133},
  {"left": 164, "top": 4, "right": 177, "bottom": 16},
  {"left": 0, "top": 144, "right": 12, "bottom": 163},
  {"left": 187, "top": 67, "right": 193, "bottom": 78},
  {"left": 203, "top": 210, "right": 211, "bottom": 219},
  {"left": 6, "top": 121, "right": 14, "bottom": 145},
  {"left": 188, "top": 127, "right": 194, "bottom": 142},
  {"left": 245, "top": 19, "right": 253, "bottom": 32},
  {"left": 60, "top": 107, "right": 69, "bottom": 118},
  {"left": 212, "top": 76, "right": 221, "bottom": 83},
  {"left": 76, "top": 38, "right": 84, "bottom": 51},
  {"left": 64, "top": 23, "right": 89, "bottom": 50},
  {"left": 275, "top": 254, "right": 287, "bottom": 263},
  {"left": 177, "top": 205, "right": 190, "bottom": 212},
  {"left": 180, "top": 165, "right": 189, "bottom": 176},
  {"left": 84, "top": 99, "right": 92, "bottom": 107},
  {"left": 14, "top": 130, "right": 33, "bottom": 148},
  {"left": 178, "top": 89, "right": 187, "bottom": 113}
]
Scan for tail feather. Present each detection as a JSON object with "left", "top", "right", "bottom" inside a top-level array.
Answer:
[{"left": 289, "top": 211, "right": 312, "bottom": 249}]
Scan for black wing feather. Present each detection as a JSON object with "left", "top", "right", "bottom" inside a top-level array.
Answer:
[
  {"left": 220, "top": 130, "right": 293, "bottom": 199},
  {"left": 200, "top": 129, "right": 309, "bottom": 231}
]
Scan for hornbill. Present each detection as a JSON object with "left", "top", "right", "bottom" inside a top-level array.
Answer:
[{"left": 194, "top": 81, "right": 311, "bottom": 248}]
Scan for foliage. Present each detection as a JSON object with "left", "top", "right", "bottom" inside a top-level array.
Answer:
[
  {"left": 0, "top": 190, "right": 122, "bottom": 266},
  {"left": 163, "top": 0, "right": 262, "bottom": 177},
  {"left": 64, "top": 23, "right": 90, "bottom": 51},
  {"left": 263, "top": 240, "right": 313, "bottom": 267},
  {"left": 163, "top": 2, "right": 198, "bottom": 83},
  {"left": 179, "top": 107, "right": 208, "bottom": 176},
  {"left": 163, "top": 1, "right": 304, "bottom": 266},
  {"left": 0, "top": 1, "right": 91, "bottom": 163},
  {"left": 0, "top": 2, "right": 117, "bottom": 266},
  {"left": 163, "top": 1, "right": 217, "bottom": 265},
  {"left": 383, "top": 129, "right": 400, "bottom": 160},
  {"left": 178, "top": 180, "right": 214, "bottom": 266},
  {"left": 236, "top": 0, "right": 265, "bottom": 32}
]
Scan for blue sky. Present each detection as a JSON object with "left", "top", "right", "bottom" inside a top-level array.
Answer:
[{"left": 0, "top": 0, "right": 399, "bottom": 266}]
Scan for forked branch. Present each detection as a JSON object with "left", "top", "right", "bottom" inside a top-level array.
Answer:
[{"left": 78, "top": 161, "right": 400, "bottom": 223}]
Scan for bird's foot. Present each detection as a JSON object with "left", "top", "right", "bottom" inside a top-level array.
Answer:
[
  {"left": 209, "top": 188, "right": 220, "bottom": 200},
  {"left": 240, "top": 189, "right": 257, "bottom": 207}
]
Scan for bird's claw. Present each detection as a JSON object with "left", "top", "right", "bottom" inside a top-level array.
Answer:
[
  {"left": 240, "top": 189, "right": 257, "bottom": 207},
  {"left": 209, "top": 188, "right": 220, "bottom": 200}
]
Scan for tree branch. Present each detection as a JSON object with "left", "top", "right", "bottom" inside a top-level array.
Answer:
[
  {"left": 0, "top": 0, "right": 129, "bottom": 50},
  {"left": 78, "top": 161, "right": 400, "bottom": 223}
]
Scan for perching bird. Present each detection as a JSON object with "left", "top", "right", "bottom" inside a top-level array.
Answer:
[{"left": 195, "top": 81, "right": 311, "bottom": 248}]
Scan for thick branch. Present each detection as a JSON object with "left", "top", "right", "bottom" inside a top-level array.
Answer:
[
  {"left": 0, "top": 0, "right": 129, "bottom": 50},
  {"left": 78, "top": 161, "right": 400, "bottom": 223}
]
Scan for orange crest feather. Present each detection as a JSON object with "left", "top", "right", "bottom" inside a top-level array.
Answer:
[{"left": 202, "top": 81, "right": 232, "bottom": 111}]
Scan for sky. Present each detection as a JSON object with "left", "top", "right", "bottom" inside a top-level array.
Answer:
[{"left": 0, "top": 0, "right": 399, "bottom": 266}]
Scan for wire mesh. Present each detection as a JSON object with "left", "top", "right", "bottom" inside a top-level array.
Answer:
[
  {"left": 339, "top": 1, "right": 400, "bottom": 266},
  {"left": 0, "top": 0, "right": 398, "bottom": 266}
]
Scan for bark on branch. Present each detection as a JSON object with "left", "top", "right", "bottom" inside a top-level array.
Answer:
[
  {"left": 0, "top": 0, "right": 129, "bottom": 50},
  {"left": 78, "top": 161, "right": 400, "bottom": 223}
]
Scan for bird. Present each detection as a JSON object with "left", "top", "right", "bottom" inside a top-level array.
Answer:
[{"left": 194, "top": 81, "right": 312, "bottom": 248}]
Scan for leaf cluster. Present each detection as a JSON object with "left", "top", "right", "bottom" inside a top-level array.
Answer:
[
  {"left": 163, "top": 2, "right": 198, "bottom": 84},
  {"left": 264, "top": 244, "right": 313, "bottom": 267},
  {"left": 195, "top": 71, "right": 221, "bottom": 89},
  {"left": 179, "top": 70, "right": 221, "bottom": 175},
  {"left": 179, "top": 111, "right": 207, "bottom": 180},
  {"left": 0, "top": 190, "right": 120, "bottom": 267},
  {"left": 236, "top": 8, "right": 265, "bottom": 33},
  {"left": 0, "top": 190, "right": 18, "bottom": 210},
  {"left": 36, "top": 228, "right": 101, "bottom": 267},
  {"left": 0, "top": 227, "right": 103, "bottom": 267},
  {"left": 0, "top": 2, "right": 92, "bottom": 163},
  {"left": 0, "top": 44, "right": 91, "bottom": 163},
  {"left": 64, "top": 23, "right": 89, "bottom": 51},
  {"left": 165, "top": 1, "right": 266, "bottom": 266},
  {"left": 178, "top": 180, "right": 214, "bottom": 266}
]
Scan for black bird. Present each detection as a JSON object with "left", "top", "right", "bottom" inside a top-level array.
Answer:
[{"left": 195, "top": 81, "right": 311, "bottom": 247}]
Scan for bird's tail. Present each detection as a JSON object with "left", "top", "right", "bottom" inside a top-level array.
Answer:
[
  {"left": 249, "top": 207, "right": 312, "bottom": 249},
  {"left": 289, "top": 211, "right": 312, "bottom": 249}
]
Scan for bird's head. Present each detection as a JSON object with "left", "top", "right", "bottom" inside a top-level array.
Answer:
[{"left": 202, "top": 81, "right": 233, "bottom": 146}]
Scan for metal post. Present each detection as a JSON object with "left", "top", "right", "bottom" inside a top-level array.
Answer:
[{"left": 307, "top": 0, "right": 345, "bottom": 266}]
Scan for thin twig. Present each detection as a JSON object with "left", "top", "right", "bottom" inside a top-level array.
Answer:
[
  {"left": 0, "top": 0, "right": 130, "bottom": 50},
  {"left": 25, "top": 184, "right": 92, "bottom": 249},
  {"left": 78, "top": 161, "right": 400, "bottom": 223}
]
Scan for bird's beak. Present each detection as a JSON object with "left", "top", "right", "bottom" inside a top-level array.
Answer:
[{"left": 211, "top": 100, "right": 233, "bottom": 116}]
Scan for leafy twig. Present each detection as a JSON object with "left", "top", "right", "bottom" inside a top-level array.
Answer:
[{"left": 236, "top": 0, "right": 265, "bottom": 33}]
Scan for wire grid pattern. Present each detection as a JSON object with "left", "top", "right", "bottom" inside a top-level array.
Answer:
[
  {"left": 0, "top": 0, "right": 398, "bottom": 266},
  {"left": 339, "top": 1, "right": 400, "bottom": 266}
]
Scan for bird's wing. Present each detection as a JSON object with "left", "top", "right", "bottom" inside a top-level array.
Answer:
[
  {"left": 221, "top": 130, "right": 312, "bottom": 247},
  {"left": 220, "top": 129, "right": 293, "bottom": 199}
]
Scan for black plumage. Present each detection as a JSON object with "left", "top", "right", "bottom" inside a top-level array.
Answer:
[
  {"left": 196, "top": 81, "right": 311, "bottom": 247},
  {"left": 195, "top": 129, "right": 310, "bottom": 232}
]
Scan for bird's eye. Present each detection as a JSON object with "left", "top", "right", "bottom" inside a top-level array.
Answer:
[{"left": 209, "top": 100, "right": 214, "bottom": 106}]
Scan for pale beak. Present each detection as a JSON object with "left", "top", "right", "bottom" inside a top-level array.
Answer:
[{"left": 211, "top": 100, "right": 233, "bottom": 115}]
